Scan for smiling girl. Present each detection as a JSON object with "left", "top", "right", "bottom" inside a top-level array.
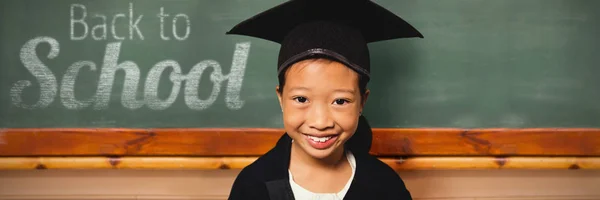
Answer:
[{"left": 226, "top": 0, "right": 423, "bottom": 199}]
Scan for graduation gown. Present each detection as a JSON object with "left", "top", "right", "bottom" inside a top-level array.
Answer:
[{"left": 228, "top": 133, "right": 413, "bottom": 200}]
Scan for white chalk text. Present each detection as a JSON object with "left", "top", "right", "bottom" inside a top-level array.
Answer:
[{"left": 11, "top": 37, "right": 251, "bottom": 110}]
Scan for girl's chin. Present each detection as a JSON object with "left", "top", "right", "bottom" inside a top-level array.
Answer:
[{"left": 306, "top": 149, "right": 336, "bottom": 159}]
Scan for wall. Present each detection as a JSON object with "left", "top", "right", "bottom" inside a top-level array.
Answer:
[{"left": 1, "top": 169, "right": 599, "bottom": 200}]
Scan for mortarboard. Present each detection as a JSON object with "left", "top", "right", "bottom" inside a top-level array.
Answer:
[{"left": 226, "top": 0, "right": 423, "bottom": 80}]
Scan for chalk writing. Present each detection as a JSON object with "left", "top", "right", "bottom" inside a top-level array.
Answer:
[
  {"left": 12, "top": 38, "right": 250, "bottom": 111},
  {"left": 11, "top": 3, "right": 252, "bottom": 111},
  {"left": 95, "top": 42, "right": 145, "bottom": 110},
  {"left": 70, "top": 3, "right": 145, "bottom": 41},
  {"left": 144, "top": 60, "right": 183, "bottom": 110},
  {"left": 225, "top": 42, "right": 250, "bottom": 109},
  {"left": 158, "top": 7, "right": 191, "bottom": 40},
  {"left": 11, "top": 37, "right": 59, "bottom": 109},
  {"left": 60, "top": 60, "right": 97, "bottom": 110}
]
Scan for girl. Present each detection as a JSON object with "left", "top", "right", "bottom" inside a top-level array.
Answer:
[{"left": 226, "top": 0, "right": 423, "bottom": 199}]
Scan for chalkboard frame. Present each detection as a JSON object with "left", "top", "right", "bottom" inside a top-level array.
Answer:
[{"left": 1, "top": 128, "right": 599, "bottom": 170}]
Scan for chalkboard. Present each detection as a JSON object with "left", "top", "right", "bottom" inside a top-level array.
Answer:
[{"left": 1, "top": 0, "right": 599, "bottom": 128}]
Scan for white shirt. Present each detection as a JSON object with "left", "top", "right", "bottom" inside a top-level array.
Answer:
[{"left": 288, "top": 151, "right": 356, "bottom": 200}]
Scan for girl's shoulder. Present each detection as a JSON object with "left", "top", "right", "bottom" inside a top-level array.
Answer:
[
  {"left": 228, "top": 135, "right": 292, "bottom": 200},
  {"left": 351, "top": 152, "right": 413, "bottom": 199},
  {"left": 228, "top": 148, "right": 284, "bottom": 199},
  {"left": 237, "top": 145, "right": 285, "bottom": 180},
  {"left": 361, "top": 153, "right": 404, "bottom": 180}
]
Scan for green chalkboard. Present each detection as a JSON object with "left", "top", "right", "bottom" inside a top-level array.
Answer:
[{"left": 1, "top": 0, "right": 599, "bottom": 128}]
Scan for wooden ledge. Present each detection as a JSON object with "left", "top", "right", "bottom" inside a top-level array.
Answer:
[
  {"left": 1, "top": 128, "right": 600, "bottom": 156},
  {"left": 2, "top": 128, "right": 600, "bottom": 170},
  {"left": 1, "top": 157, "right": 599, "bottom": 170}
]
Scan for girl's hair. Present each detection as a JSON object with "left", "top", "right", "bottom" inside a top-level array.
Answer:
[{"left": 277, "top": 58, "right": 373, "bottom": 154}]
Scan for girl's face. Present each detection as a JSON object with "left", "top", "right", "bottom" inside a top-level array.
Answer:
[{"left": 276, "top": 59, "right": 368, "bottom": 160}]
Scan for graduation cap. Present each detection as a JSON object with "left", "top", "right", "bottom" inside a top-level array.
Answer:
[{"left": 226, "top": 0, "right": 423, "bottom": 79}]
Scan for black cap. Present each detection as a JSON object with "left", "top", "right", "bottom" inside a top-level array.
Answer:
[{"left": 226, "top": 0, "right": 423, "bottom": 80}]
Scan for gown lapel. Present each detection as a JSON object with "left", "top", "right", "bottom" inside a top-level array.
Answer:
[
  {"left": 342, "top": 151, "right": 375, "bottom": 200},
  {"left": 263, "top": 134, "right": 295, "bottom": 200},
  {"left": 266, "top": 179, "right": 295, "bottom": 200}
]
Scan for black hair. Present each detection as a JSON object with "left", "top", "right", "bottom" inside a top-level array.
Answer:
[{"left": 277, "top": 58, "right": 373, "bottom": 155}]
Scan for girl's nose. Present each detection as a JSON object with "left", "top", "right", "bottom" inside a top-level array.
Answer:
[{"left": 306, "top": 103, "right": 334, "bottom": 130}]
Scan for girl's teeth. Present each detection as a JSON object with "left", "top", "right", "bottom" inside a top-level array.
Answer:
[{"left": 308, "top": 135, "right": 333, "bottom": 142}]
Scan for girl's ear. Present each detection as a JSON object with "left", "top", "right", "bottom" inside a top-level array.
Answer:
[
  {"left": 276, "top": 85, "right": 283, "bottom": 111},
  {"left": 360, "top": 89, "right": 370, "bottom": 111}
]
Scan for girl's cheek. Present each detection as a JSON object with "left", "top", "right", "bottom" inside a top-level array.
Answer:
[
  {"left": 332, "top": 112, "right": 360, "bottom": 130},
  {"left": 283, "top": 109, "right": 306, "bottom": 125}
]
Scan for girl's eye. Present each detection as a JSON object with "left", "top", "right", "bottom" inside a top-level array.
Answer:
[
  {"left": 334, "top": 99, "right": 349, "bottom": 105},
  {"left": 293, "top": 97, "right": 308, "bottom": 103}
]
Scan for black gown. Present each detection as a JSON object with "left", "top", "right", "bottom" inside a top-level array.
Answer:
[{"left": 228, "top": 133, "right": 413, "bottom": 200}]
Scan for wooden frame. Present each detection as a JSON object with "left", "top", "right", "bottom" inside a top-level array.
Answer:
[
  {"left": 2, "top": 156, "right": 600, "bottom": 170},
  {"left": 1, "top": 128, "right": 600, "bottom": 169}
]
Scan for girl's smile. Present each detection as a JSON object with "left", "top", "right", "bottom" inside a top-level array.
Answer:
[{"left": 302, "top": 133, "right": 340, "bottom": 149}]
